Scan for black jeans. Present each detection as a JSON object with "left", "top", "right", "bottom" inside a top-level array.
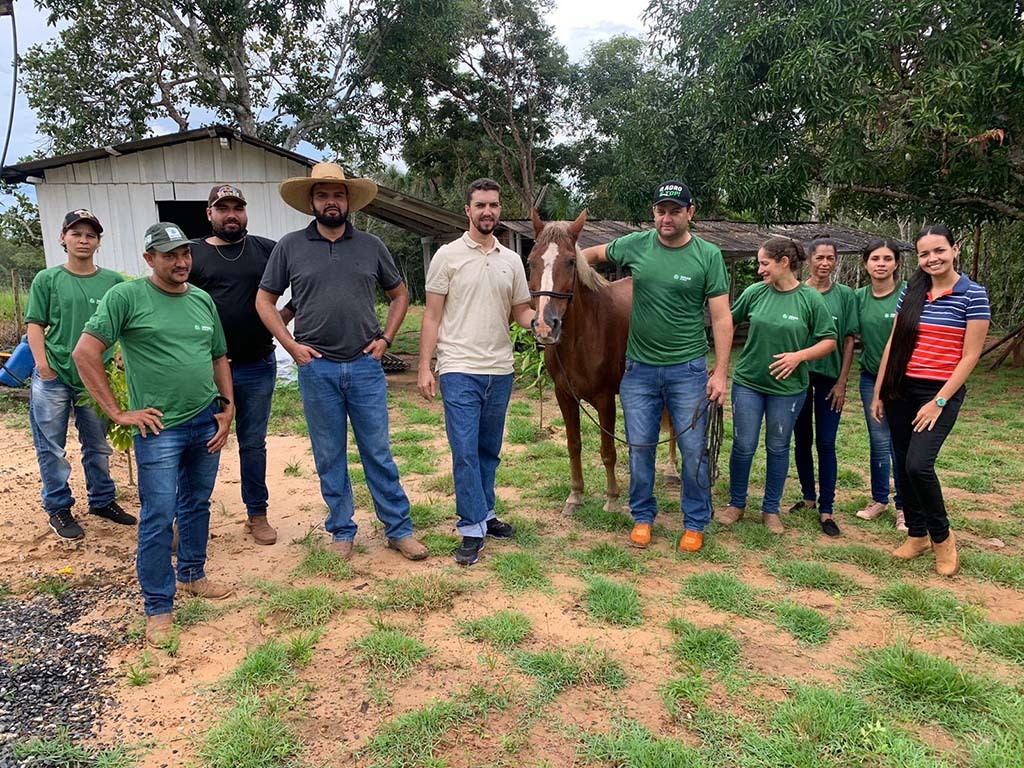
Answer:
[{"left": 885, "top": 377, "right": 965, "bottom": 543}]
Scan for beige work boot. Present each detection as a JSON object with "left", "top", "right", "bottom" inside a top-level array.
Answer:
[
  {"left": 145, "top": 613, "right": 174, "bottom": 647},
  {"left": 762, "top": 513, "right": 785, "bottom": 534},
  {"left": 717, "top": 506, "right": 744, "bottom": 526},
  {"left": 892, "top": 535, "right": 932, "bottom": 560},
  {"left": 933, "top": 530, "right": 960, "bottom": 577},
  {"left": 177, "top": 577, "right": 234, "bottom": 600},
  {"left": 245, "top": 515, "right": 278, "bottom": 545},
  {"left": 327, "top": 540, "right": 354, "bottom": 560},
  {"left": 387, "top": 536, "right": 429, "bottom": 561}
]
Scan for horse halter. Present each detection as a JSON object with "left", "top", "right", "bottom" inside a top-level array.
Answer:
[{"left": 529, "top": 265, "right": 577, "bottom": 303}]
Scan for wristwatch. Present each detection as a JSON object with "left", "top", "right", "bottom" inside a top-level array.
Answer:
[{"left": 935, "top": 397, "right": 947, "bottom": 407}]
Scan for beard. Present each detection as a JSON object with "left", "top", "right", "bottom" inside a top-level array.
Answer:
[
  {"left": 314, "top": 208, "right": 348, "bottom": 228},
  {"left": 474, "top": 216, "right": 497, "bottom": 235},
  {"left": 213, "top": 225, "right": 247, "bottom": 243}
]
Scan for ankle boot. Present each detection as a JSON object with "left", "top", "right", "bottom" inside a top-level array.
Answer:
[
  {"left": 932, "top": 530, "right": 959, "bottom": 577},
  {"left": 892, "top": 535, "right": 932, "bottom": 560}
]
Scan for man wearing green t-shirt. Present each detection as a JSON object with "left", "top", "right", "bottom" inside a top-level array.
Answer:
[
  {"left": 580, "top": 181, "right": 734, "bottom": 553},
  {"left": 25, "top": 209, "right": 134, "bottom": 541},
  {"left": 74, "top": 222, "right": 235, "bottom": 647}
]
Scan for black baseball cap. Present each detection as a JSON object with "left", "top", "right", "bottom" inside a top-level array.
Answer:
[
  {"left": 62, "top": 209, "right": 103, "bottom": 234},
  {"left": 653, "top": 180, "right": 693, "bottom": 207}
]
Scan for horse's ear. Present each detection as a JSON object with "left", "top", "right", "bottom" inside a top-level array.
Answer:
[
  {"left": 530, "top": 208, "right": 545, "bottom": 237},
  {"left": 568, "top": 209, "right": 588, "bottom": 241}
]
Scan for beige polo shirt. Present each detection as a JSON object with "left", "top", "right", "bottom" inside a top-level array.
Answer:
[{"left": 425, "top": 232, "right": 531, "bottom": 376}]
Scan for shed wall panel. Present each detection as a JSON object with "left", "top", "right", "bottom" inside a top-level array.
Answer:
[
  {"left": 110, "top": 155, "right": 143, "bottom": 183},
  {"left": 162, "top": 145, "right": 190, "bottom": 182}
]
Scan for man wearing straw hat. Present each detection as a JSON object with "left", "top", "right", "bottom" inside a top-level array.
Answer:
[{"left": 256, "top": 162, "right": 427, "bottom": 561}]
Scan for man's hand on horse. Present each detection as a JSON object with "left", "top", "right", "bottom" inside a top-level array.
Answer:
[
  {"left": 707, "top": 368, "right": 728, "bottom": 404},
  {"left": 417, "top": 368, "right": 437, "bottom": 400}
]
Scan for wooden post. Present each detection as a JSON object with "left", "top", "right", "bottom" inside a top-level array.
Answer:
[
  {"left": 972, "top": 223, "right": 981, "bottom": 281},
  {"left": 11, "top": 270, "right": 22, "bottom": 340}
]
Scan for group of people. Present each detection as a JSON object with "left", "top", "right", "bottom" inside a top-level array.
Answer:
[{"left": 24, "top": 168, "right": 989, "bottom": 646}]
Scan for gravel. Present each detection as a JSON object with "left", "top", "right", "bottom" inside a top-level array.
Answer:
[{"left": 0, "top": 577, "right": 136, "bottom": 766}]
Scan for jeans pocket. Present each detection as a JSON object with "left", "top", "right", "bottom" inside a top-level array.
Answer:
[{"left": 624, "top": 358, "right": 636, "bottom": 375}]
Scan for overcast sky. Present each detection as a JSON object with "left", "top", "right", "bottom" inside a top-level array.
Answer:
[{"left": 0, "top": 0, "right": 649, "bottom": 171}]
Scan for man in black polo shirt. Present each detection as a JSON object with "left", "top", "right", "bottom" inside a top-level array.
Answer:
[
  {"left": 190, "top": 184, "right": 291, "bottom": 545},
  {"left": 256, "top": 162, "right": 427, "bottom": 561}
]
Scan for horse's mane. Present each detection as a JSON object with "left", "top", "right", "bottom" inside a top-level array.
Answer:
[{"left": 536, "top": 221, "right": 609, "bottom": 292}]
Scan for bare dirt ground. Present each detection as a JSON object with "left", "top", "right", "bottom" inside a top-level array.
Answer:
[{"left": 1, "top": 361, "right": 1022, "bottom": 767}]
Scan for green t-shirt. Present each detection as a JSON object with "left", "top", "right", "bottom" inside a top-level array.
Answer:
[
  {"left": 855, "top": 281, "right": 904, "bottom": 375},
  {"left": 83, "top": 279, "right": 227, "bottom": 430},
  {"left": 24, "top": 266, "right": 124, "bottom": 390},
  {"left": 731, "top": 282, "right": 838, "bottom": 396},
  {"left": 806, "top": 282, "right": 859, "bottom": 380},
  {"left": 606, "top": 231, "right": 729, "bottom": 366}
]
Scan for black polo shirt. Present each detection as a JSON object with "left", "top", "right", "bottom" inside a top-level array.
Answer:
[{"left": 260, "top": 221, "right": 402, "bottom": 362}]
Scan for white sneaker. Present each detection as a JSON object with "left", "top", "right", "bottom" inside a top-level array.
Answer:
[{"left": 856, "top": 501, "right": 888, "bottom": 520}]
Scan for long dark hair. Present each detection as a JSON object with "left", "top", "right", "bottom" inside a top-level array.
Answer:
[
  {"left": 879, "top": 224, "right": 954, "bottom": 400},
  {"left": 861, "top": 238, "right": 901, "bottom": 263}
]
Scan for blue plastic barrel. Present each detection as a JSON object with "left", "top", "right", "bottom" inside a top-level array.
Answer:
[{"left": 0, "top": 336, "right": 33, "bottom": 387}]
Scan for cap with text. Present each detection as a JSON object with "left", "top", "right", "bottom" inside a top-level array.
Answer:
[
  {"left": 62, "top": 209, "right": 103, "bottom": 234},
  {"left": 208, "top": 184, "right": 246, "bottom": 206},
  {"left": 143, "top": 222, "right": 191, "bottom": 253},
  {"left": 653, "top": 180, "right": 693, "bottom": 207}
]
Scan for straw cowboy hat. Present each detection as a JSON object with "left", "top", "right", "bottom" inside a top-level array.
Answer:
[{"left": 279, "top": 161, "right": 378, "bottom": 215}]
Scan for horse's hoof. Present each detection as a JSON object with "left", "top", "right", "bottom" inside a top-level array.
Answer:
[
  {"left": 662, "top": 472, "right": 681, "bottom": 488},
  {"left": 603, "top": 499, "right": 620, "bottom": 513},
  {"left": 561, "top": 502, "right": 582, "bottom": 517}
]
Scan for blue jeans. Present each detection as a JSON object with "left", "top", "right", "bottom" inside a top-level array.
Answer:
[
  {"left": 134, "top": 403, "right": 221, "bottom": 616},
  {"left": 859, "top": 371, "right": 903, "bottom": 508},
  {"left": 728, "top": 383, "right": 806, "bottom": 514},
  {"left": 297, "top": 355, "right": 412, "bottom": 542},
  {"left": 619, "top": 357, "right": 713, "bottom": 532},
  {"left": 29, "top": 369, "right": 115, "bottom": 514},
  {"left": 232, "top": 352, "right": 276, "bottom": 517},
  {"left": 440, "top": 372, "right": 512, "bottom": 538},
  {"left": 793, "top": 373, "right": 842, "bottom": 514}
]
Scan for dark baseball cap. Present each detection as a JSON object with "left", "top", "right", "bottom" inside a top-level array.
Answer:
[
  {"left": 62, "top": 209, "right": 103, "bottom": 234},
  {"left": 208, "top": 184, "right": 246, "bottom": 206},
  {"left": 653, "top": 180, "right": 693, "bottom": 207},
  {"left": 143, "top": 222, "right": 191, "bottom": 253}
]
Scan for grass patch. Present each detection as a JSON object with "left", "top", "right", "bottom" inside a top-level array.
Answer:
[
  {"left": 174, "top": 597, "right": 217, "bottom": 628},
  {"left": 283, "top": 461, "right": 303, "bottom": 477},
  {"left": 583, "top": 576, "right": 643, "bottom": 627},
  {"left": 362, "top": 685, "right": 510, "bottom": 767},
  {"left": 728, "top": 522, "right": 785, "bottom": 551},
  {"left": 855, "top": 642, "right": 1016, "bottom": 734},
  {"left": 516, "top": 644, "right": 625, "bottom": 694},
  {"left": 960, "top": 549, "right": 1024, "bottom": 589},
  {"left": 125, "top": 652, "right": 155, "bottom": 686},
  {"left": 502, "top": 513, "right": 541, "bottom": 548},
  {"left": 685, "top": 571, "right": 757, "bottom": 617},
  {"left": 12, "top": 730, "right": 141, "bottom": 765},
  {"left": 352, "top": 623, "right": 431, "bottom": 678},
  {"left": 506, "top": 416, "right": 545, "bottom": 444},
  {"left": 814, "top": 543, "right": 905, "bottom": 577},
  {"left": 421, "top": 472, "right": 455, "bottom": 495},
  {"left": 573, "top": 542, "right": 647, "bottom": 574},
  {"left": 195, "top": 696, "right": 303, "bottom": 768},
  {"left": 573, "top": 501, "right": 634, "bottom": 532},
  {"left": 259, "top": 583, "right": 348, "bottom": 628},
  {"left": 965, "top": 621, "right": 1024, "bottom": 665},
  {"left": 402, "top": 403, "right": 443, "bottom": 426},
  {"left": 408, "top": 502, "right": 453, "bottom": 528},
  {"left": 772, "top": 600, "right": 834, "bottom": 645},
  {"left": 374, "top": 573, "right": 466, "bottom": 611},
  {"left": 660, "top": 675, "right": 709, "bottom": 718},
  {"left": 491, "top": 551, "right": 551, "bottom": 592},
  {"left": 225, "top": 640, "right": 294, "bottom": 694},
  {"left": 31, "top": 574, "right": 73, "bottom": 599},
  {"left": 878, "top": 582, "right": 976, "bottom": 625},
  {"left": 419, "top": 531, "right": 459, "bottom": 556},
  {"left": 268, "top": 384, "right": 307, "bottom": 436},
  {"left": 765, "top": 559, "right": 861, "bottom": 595},
  {"left": 579, "top": 719, "right": 708, "bottom": 767},
  {"left": 393, "top": 428, "right": 432, "bottom": 442},
  {"left": 292, "top": 543, "right": 355, "bottom": 581},
  {"left": 391, "top": 442, "right": 437, "bottom": 474},
  {"left": 457, "top": 610, "right": 532, "bottom": 650},
  {"left": 666, "top": 618, "right": 740, "bottom": 671}
]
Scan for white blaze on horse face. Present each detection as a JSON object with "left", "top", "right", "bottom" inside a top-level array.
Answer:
[{"left": 534, "top": 242, "right": 559, "bottom": 335}]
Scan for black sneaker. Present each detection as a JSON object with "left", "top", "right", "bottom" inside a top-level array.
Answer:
[
  {"left": 89, "top": 501, "right": 137, "bottom": 526},
  {"left": 787, "top": 501, "right": 816, "bottom": 514},
  {"left": 820, "top": 517, "right": 842, "bottom": 537},
  {"left": 486, "top": 518, "right": 516, "bottom": 539},
  {"left": 48, "top": 509, "right": 85, "bottom": 540},
  {"left": 455, "top": 536, "right": 485, "bottom": 566}
]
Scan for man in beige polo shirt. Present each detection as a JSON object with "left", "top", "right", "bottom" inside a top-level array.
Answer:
[{"left": 418, "top": 178, "right": 535, "bottom": 566}]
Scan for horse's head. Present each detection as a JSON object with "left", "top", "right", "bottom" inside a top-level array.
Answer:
[{"left": 527, "top": 209, "right": 588, "bottom": 345}]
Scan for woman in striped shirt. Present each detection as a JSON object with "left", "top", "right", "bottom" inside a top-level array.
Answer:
[{"left": 872, "top": 225, "right": 990, "bottom": 576}]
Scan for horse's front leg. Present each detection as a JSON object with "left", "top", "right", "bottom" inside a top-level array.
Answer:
[
  {"left": 663, "top": 416, "right": 681, "bottom": 487},
  {"left": 595, "top": 394, "right": 620, "bottom": 512},
  {"left": 555, "top": 387, "right": 584, "bottom": 516}
]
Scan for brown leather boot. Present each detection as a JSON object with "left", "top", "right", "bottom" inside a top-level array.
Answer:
[
  {"left": 145, "top": 613, "right": 174, "bottom": 647},
  {"left": 327, "top": 540, "right": 354, "bottom": 560},
  {"left": 762, "top": 513, "right": 785, "bottom": 534},
  {"left": 177, "top": 577, "right": 234, "bottom": 600},
  {"left": 933, "top": 530, "right": 959, "bottom": 577},
  {"left": 717, "top": 506, "right": 744, "bottom": 525},
  {"left": 245, "top": 515, "right": 278, "bottom": 545},
  {"left": 387, "top": 536, "right": 428, "bottom": 561},
  {"left": 892, "top": 535, "right": 932, "bottom": 560}
]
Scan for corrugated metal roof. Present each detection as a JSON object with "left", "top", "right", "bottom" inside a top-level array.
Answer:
[{"left": 502, "top": 219, "right": 913, "bottom": 256}]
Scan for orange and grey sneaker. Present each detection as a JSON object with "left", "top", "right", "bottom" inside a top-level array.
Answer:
[
  {"left": 629, "top": 523, "right": 652, "bottom": 548},
  {"left": 678, "top": 530, "right": 703, "bottom": 553}
]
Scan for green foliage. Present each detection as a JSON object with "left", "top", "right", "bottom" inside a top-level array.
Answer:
[
  {"left": 12, "top": 730, "right": 140, "bottom": 766},
  {"left": 174, "top": 598, "right": 216, "bottom": 628},
  {"left": 772, "top": 601, "right": 834, "bottom": 645},
  {"left": 457, "top": 610, "right": 532, "bottom": 649},
  {"left": 292, "top": 543, "right": 355, "bottom": 581},
  {"left": 226, "top": 640, "right": 295, "bottom": 694},
  {"left": 373, "top": 573, "right": 466, "bottom": 611},
  {"left": 515, "top": 645, "right": 625, "bottom": 694},
  {"left": 195, "top": 696, "right": 304, "bottom": 768},
  {"left": 258, "top": 583, "right": 347, "bottom": 628},
  {"left": 579, "top": 719, "right": 708, "bottom": 767},
  {"left": 573, "top": 543, "right": 647, "bottom": 574},
  {"left": 77, "top": 358, "right": 132, "bottom": 453},
  {"left": 878, "top": 582, "right": 978, "bottom": 625},
  {"left": 685, "top": 572, "right": 758, "bottom": 616},
  {"left": 511, "top": 324, "right": 550, "bottom": 392},
  {"left": 666, "top": 618, "right": 741, "bottom": 671},
  {"left": 419, "top": 531, "right": 460, "bottom": 556},
  {"left": 352, "top": 624, "right": 431, "bottom": 678},
  {"left": 490, "top": 551, "right": 551, "bottom": 592},
  {"left": 965, "top": 621, "right": 1024, "bottom": 665},
  {"left": 583, "top": 576, "right": 643, "bottom": 627},
  {"left": 766, "top": 559, "right": 862, "bottom": 595}
]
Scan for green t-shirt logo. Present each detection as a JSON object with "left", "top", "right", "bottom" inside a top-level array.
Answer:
[
  {"left": 782, "top": 313, "right": 799, "bottom": 321},
  {"left": 194, "top": 324, "right": 213, "bottom": 332},
  {"left": 673, "top": 274, "right": 692, "bottom": 282}
]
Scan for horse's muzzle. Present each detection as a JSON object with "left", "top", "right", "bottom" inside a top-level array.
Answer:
[{"left": 531, "top": 314, "right": 562, "bottom": 345}]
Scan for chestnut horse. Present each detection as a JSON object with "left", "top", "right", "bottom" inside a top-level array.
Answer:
[{"left": 527, "top": 210, "right": 635, "bottom": 515}]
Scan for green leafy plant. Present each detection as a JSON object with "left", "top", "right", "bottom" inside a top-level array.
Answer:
[
  {"left": 78, "top": 354, "right": 135, "bottom": 484},
  {"left": 511, "top": 323, "right": 551, "bottom": 429}
]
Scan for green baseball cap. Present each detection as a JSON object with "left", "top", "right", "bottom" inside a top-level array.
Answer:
[{"left": 143, "top": 222, "right": 191, "bottom": 252}]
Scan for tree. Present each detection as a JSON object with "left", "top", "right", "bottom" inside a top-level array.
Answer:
[
  {"left": 382, "top": 0, "right": 572, "bottom": 210},
  {"left": 647, "top": 0, "right": 1024, "bottom": 224},
  {"left": 21, "top": 0, "right": 449, "bottom": 158}
]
